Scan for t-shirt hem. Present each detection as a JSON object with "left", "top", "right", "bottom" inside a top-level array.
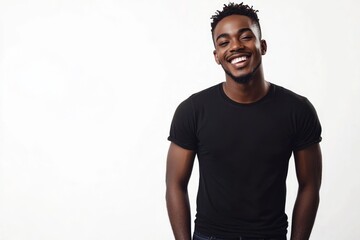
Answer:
[
  {"left": 194, "top": 225, "right": 287, "bottom": 239},
  {"left": 293, "top": 137, "right": 322, "bottom": 152},
  {"left": 167, "top": 136, "right": 197, "bottom": 151}
]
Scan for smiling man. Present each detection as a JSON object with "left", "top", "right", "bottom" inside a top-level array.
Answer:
[{"left": 166, "top": 3, "right": 322, "bottom": 240}]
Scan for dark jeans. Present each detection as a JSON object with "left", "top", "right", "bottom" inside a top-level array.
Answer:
[{"left": 193, "top": 231, "right": 287, "bottom": 240}]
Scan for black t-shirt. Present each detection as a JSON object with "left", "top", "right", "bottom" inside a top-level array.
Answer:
[{"left": 168, "top": 83, "right": 322, "bottom": 238}]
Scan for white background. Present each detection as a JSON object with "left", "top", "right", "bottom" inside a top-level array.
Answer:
[{"left": 0, "top": 0, "right": 359, "bottom": 239}]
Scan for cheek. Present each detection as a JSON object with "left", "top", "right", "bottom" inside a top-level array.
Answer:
[
  {"left": 251, "top": 45, "right": 263, "bottom": 57},
  {"left": 216, "top": 54, "right": 225, "bottom": 64}
]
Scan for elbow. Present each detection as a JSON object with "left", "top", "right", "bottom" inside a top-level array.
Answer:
[
  {"left": 165, "top": 180, "right": 188, "bottom": 202},
  {"left": 298, "top": 179, "right": 321, "bottom": 194},
  {"left": 297, "top": 183, "right": 321, "bottom": 207}
]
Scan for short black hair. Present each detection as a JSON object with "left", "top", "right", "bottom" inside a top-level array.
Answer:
[{"left": 211, "top": 2, "right": 261, "bottom": 38}]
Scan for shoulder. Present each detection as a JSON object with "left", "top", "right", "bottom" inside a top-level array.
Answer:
[
  {"left": 273, "top": 84, "right": 307, "bottom": 103},
  {"left": 188, "top": 83, "right": 221, "bottom": 102},
  {"left": 272, "top": 84, "right": 314, "bottom": 110},
  {"left": 178, "top": 83, "right": 221, "bottom": 108},
  {"left": 172, "top": 83, "right": 221, "bottom": 117}
]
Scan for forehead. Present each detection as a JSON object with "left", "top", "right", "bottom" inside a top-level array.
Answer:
[{"left": 213, "top": 14, "right": 259, "bottom": 39}]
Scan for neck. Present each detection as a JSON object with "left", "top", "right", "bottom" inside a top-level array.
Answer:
[{"left": 223, "top": 67, "right": 269, "bottom": 104}]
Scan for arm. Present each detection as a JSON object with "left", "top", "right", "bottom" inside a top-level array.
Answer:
[
  {"left": 166, "top": 142, "right": 196, "bottom": 240},
  {"left": 290, "top": 143, "right": 322, "bottom": 240}
]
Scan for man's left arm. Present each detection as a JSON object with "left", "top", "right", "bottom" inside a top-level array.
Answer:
[{"left": 290, "top": 143, "right": 322, "bottom": 240}]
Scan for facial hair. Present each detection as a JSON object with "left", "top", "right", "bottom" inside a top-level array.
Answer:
[{"left": 222, "top": 59, "right": 262, "bottom": 84}]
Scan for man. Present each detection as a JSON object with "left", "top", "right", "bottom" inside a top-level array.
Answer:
[{"left": 166, "top": 2, "right": 322, "bottom": 240}]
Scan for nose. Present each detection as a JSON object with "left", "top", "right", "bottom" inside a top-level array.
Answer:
[{"left": 229, "top": 39, "right": 244, "bottom": 52}]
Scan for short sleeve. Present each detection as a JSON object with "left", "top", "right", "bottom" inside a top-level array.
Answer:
[
  {"left": 292, "top": 98, "right": 322, "bottom": 151},
  {"left": 168, "top": 98, "right": 198, "bottom": 150}
]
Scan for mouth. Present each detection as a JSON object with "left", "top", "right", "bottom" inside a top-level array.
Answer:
[{"left": 228, "top": 54, "right": 251, "bottom": 68}]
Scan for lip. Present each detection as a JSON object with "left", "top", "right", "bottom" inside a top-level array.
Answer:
[
  {"left": 227, "top": 53, "right": 251, "bottom": 62},
  {"left": 227, "top": 54, "right": 251, "bottom": 68}
]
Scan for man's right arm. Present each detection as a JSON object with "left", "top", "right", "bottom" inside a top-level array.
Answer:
[{"left": 166, "top": 142, "right": 196, "bottom": 240}]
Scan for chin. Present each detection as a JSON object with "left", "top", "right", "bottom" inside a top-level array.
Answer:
[
  {"left": 233, "top": 74, "right": 252, "bottom": 84},
  {"left": 224, "top": 60, "right": 262, "bottom": 84},
  {"left": 224, "top": 69, "right": 253, "bottom": 84}
]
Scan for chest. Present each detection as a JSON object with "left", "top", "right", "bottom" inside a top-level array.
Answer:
[{"left": 195, "top": 103, "right": 294, "bottom": 164}]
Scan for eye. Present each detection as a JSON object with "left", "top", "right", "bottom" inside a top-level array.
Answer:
[
  {"left": 241, "top": 35, "right": 253, "bottom": 41},
  {"left": 218, "top": 41, "right": 229, "bottom": 47}
]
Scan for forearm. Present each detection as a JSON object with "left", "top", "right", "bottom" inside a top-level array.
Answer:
[
  {"left": 290, "top": 186, "right": 320, "bottom": 240},
  {"left": 166, "top": 187, "right": 192, "bottom": 240}
]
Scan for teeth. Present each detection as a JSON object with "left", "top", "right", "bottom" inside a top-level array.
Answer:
[{"left": 231, "top": 56, "right": 247, "bottom": 64}]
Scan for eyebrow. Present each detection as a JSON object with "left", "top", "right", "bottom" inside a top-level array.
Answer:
[{"left": 215, "top": 28, "right": 252, "bottom": 42}]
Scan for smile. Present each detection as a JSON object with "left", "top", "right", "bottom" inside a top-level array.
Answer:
[{"left": 230, "top": 56, "right": 248, "bottom": 64}]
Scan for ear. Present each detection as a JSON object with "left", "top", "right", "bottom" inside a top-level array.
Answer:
[
  {"left": 260, "top": 39, "right": 267, "bottom": 55},
  {"left": 213, "top": 50, "right": 220, "bottom": 64}
]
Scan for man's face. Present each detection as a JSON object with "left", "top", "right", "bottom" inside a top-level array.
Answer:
[{"left": 212, "top": 15, "right": 267, "bottom": 84}]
